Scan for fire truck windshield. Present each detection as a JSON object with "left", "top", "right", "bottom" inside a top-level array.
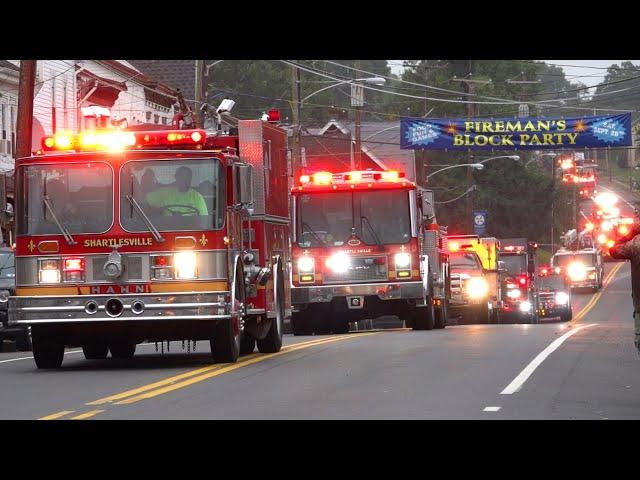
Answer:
[
  {"left": 450, "top": 253, "right": 482, "bottom": 272},
  {"left": 120, "top": 158, "right": 224, "bottom": 232},
  {"left": 17, "top": 162, "right": 113, "bottom": 235},
  {"left": 553, "top": 253, "right": 596, "bottom": 267},
  {"left": 500, "top": 254, "right": 527, "bottom": 275},
  {"left": 296, "top": 190, "right": 411, "bottom": 247}
]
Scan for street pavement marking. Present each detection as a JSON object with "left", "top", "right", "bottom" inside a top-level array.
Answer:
[
  {"left": 114, "top": 333, "right": 381, "bottom": 405},
  {"left": 0, "top": 349, "right": 83, "bottom": 365},
  {"left": 500, "top": 323, "right": 598, "bottom": 395},
  {"left": 499, "top": 261, "right": 625, "bottom": 396},
  {"left": 69, "top": 410, "right": 104, "bottom": 420},
  {"left": 483, "top": 406, "right": 501, "bottom": 412},
  {"left": 86, "top": 335, "right": 353, "bottom": 406},
  {"left": 38, "top": 410, "right": 75, "bottom": 420}
]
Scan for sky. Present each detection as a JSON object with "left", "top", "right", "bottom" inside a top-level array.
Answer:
[{"left": 388, "top": 60, "right": 640, "bottom": 89}]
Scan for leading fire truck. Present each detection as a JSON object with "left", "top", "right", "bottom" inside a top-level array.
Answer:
[
  {"left": 8, "top": 120, "right": 290, "bottom": 369},
  {"left": 289, "top": 170, "right": 449, "bottom": 334}
]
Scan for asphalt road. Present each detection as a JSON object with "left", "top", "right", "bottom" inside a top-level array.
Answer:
[{"left": 0, "top": 185, "right": 638, "bottom": 420}]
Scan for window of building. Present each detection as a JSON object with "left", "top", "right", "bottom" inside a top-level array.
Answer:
[
  {"left": 161, "top": 117, "right": 167, "bottom": 125},
  {"left": 146, "top": 111, "right": 152, "bottom": 122},
  {"left": 154, "top": 114, "right": 159, "bottom": 124},
  {"left": 1, "top": 104, "right": 5, "bottom": 140}
]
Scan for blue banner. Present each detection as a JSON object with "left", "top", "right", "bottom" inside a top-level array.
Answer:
[{"left": 400, "top": 114, "right": 632, "bottom": 150}]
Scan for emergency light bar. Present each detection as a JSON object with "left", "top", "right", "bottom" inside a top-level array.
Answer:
[
  {"left": 41, "top": 129, "right": 207, "bottom": 153},
  {"left": 298, "top": 170, "right": 406, "bottom": 186},
  {"left": 502, "top": 245, "right": 525, "bottom": 252}
]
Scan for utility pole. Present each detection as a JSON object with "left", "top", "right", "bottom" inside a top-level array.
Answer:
[
  {"left": 551, "top": 157, "right": 556, "bottom": 253},
  {"left": 451, "top": 64, "right": 490, "bottom": 230},
  {"left": 194, "top": 60, "right": 206, "bottom": 129},
  {"left": 290, "top": 64, "right": 302, "bottom": 178},
  {"left": 506, "top": 73, "right": 541, "bottom": 118},
  {"left": 353, "top": 61, "right": 362, "bottom": 171},
  {"left": 16, "top": 60, "right": 36, "bottom": 160},
  {"left": 606, "top": 146, "right": 612, "bottom": 182}
]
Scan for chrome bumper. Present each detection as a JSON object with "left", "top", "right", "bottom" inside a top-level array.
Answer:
[
  {"left": 8, "top": 291, "right": 232, "bottom": 325},
  {"left": 291, "top": 281, "right": 423, "bottom": 305},
  {"left": 570, "top": 280, "right": 597, "bottom": 288}
]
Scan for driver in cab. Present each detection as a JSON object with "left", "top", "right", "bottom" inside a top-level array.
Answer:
[{"left": 146, "top": 166, "right": 208, "bottom": 216}]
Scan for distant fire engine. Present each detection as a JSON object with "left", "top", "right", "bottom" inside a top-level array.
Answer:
[
  {"left": 498, "top": 239, "right": 539, "bottom": 323},
  {"left": 9, "top": 121, "right": 290, "bottom": 369},
  {"left": 289, "top": 170, "right": 449, "bottom": 333}
]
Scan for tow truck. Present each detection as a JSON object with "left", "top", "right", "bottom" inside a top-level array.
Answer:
[
  {"left": 447, "top": 235, "right": 502, "bottom": 324},
  {"left": 498, "top": 239, "right": 539, "bottom": 323},
  {"left": 289, "top": 170, "right": 449, "bottom": 334},
  {"left": 9, "top": 121, "right": 291, "bottom": 368}
]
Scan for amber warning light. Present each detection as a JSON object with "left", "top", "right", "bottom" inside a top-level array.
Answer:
[{"left": 41, "top": 129, "right": 207, "bottom": 152}]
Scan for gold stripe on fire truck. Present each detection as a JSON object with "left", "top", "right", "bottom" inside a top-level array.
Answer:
[{"left": 16, "top": 281, "right": 229, "bottom": 297}]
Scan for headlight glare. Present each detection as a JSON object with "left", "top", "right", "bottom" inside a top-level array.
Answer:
[
  {"left": 174, "top": 251, "right": 197, "bottom": 279},
  {"left": 297, "top": 256, "right": 315, "bottom": 273},
  {"left": 555, "top": 292, "right": 569, "bottom": 304},
  {"left": 394, "top": 253, "right": 411, "bottom": 269},
  {"left": 519, "top": 301, "right": 532, "bottom": 313},
  {"left": 466, "top": 277, "right": 489, "bottom": 299},
  {"left": 326, "top": 252, "right": 351, "bottom": 273}
]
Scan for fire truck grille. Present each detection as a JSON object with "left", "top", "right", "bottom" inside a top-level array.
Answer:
[
  {"left": 323, "top": 256, "right": 388, "bottom": 284},
  {"left": 450, "top": 274, "right": 466, "bottom": 298},
  {"left": 538, "top": 292, "right": 556, "bottom": 309},
  {"left": 91, "top": 256, "right": 144, "bottom": 282}
]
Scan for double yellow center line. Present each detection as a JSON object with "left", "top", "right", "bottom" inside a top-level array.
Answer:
[
  {"left": 571, "top": 262, "right": 624, "bottom": 323},
  {"left": 39, "top": 331, "right": 384, "bottom": 420}
]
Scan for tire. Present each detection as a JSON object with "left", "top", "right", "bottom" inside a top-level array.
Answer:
[
  {"left": 211, "top": 318, "right": 240, "bottom": 363},
  {"left": 475, "top": 304, "right": 490, "bottom": 324},
  {"left": 257, "top": 260, "right": 284, "bottom": 353},
  {"left": 15, "top": 331, "right": 32, "bottom": 352},
  {"left": 32, "top": 336, "right": 64, "bottom": 369},
  {"left": 83, "top": 343, "right": 108, "bottom": 360},
  {"left": 109, "top": 343, "right": 136, "bottom": 359},
  {"left": 332, "top": 318, "right": 350, "bottom": 334},
  {"left": 291, "top": 310, "right": 313, "bottom": 336},
  {"left": 434, "top": 302, "right": 447, "bottom": 329},
  {"left": 240, "top": 334, "right": 256, "bottom": 354},
  {"left": 413, "top": 303, "right": 435, "bottom": 331}
]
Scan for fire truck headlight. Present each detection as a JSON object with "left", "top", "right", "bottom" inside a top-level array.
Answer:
[
  {"left": 597, "top": 233, "right": 607, "bottom": 245},
  {"left": 325, "top": 252, "right": 351, "bottom": 274},
  {"left": 466, "top": 277, "right": 489, "bottom": 299},
  {"left": 174, "top": 251, "right": 197, "bottom": 279},
  {"left": 601, "top": 220, "right": 613, "bottom": 232},
  {"left": 506, "top": 289, "right": 521, "bottom": 299},
  {"left": 555, "top": 292, "right": 570, "bottom": 304},
  {"left": 297, "top": 256, "right": 315, "bottom": 273},
  {"left": 567, "top": 262, "right": 587, "bottom": 281},
  {"left": 394, "top": 253, "right": 411, "bottom": 269},
  {"left": 519, "top": 301, "right": 532, "bottom": 313},
  {"left": 39, "top": 259, "right": 61, "bottom": 284}
]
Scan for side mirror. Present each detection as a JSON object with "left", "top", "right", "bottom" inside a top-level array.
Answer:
[
  {"left": 233, "top": 163, "right": 253, "bottom": 207},
  {"left": 421, "top": 190, "right": 435, "bottom": 220}
]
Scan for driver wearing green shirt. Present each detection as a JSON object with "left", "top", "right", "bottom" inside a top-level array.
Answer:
[{"left": 145, "top": 166, "right": 208, "bottom": 216}]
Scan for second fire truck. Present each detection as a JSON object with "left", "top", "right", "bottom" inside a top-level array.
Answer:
[
  {"left": 9, "top": 120, "right": 290, "bottom": 368},
  {"left": 289, "top": 170, "right": 449, "bottom": 334}
]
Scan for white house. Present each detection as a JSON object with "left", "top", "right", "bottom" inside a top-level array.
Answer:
[{"left": 0, "top": 60, "right": 180, "bottom": 170}]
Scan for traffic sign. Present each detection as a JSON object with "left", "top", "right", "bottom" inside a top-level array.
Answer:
[{"left": 473, "top": 210, "right": 487, "bottom": 235}]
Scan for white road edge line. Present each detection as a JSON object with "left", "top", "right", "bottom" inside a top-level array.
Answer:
[
  {"left": 0, "top": 349, "right": 82, "bottom": 364},
  {"left": 500, "top": 323, "right": 598, "bottom": 395},
  {"left": 483, "top": 406, "right": 501, "bottom": 412}
]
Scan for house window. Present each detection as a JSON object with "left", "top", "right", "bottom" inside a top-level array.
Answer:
[
  {"left": 161, "top": 117, "right": 167, "bottom": 125},
  {"left": 154, "top": 114, "right": 159, "bottom": 124},
  {"left": 146, "top": 111, "right": 151, "bottom": 122},
  {"left": 1, "top": 104, "right": 5, "bottom": 140}
]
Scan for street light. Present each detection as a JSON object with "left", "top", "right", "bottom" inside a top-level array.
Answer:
[{"left": 426, "top": 163, "right": 484, "bottom": 180}]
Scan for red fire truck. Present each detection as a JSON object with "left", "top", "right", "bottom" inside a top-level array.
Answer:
[
  {"left": 289, "top": 170, "right": 449, "bottom": 334},
  {"left": 8, "top": 120, "right": 290, "bottom": 369}
]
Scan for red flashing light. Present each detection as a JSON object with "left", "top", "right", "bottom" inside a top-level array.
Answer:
[
  {"left": 64, "top": 258, "right": 84, "bottom": 272},
  {"left": 381, "top": 170, "right": 405, "bottom": 181},
  {"left": 267, "top": 109, "right": 280, "bottom": 122},
  {"left": 449, "top": 241, "right": 460, "bottom": 252}
]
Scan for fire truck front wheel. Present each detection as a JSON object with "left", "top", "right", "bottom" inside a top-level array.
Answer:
[
  {"left": 32, "top": 335, "right": 64, "bottom": 369},
  {"left": 412, "top": 303, "right": 435, "bottom": 331},
  {"left": 211, "top": 319, "right": 240, "bottom": 363}
]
